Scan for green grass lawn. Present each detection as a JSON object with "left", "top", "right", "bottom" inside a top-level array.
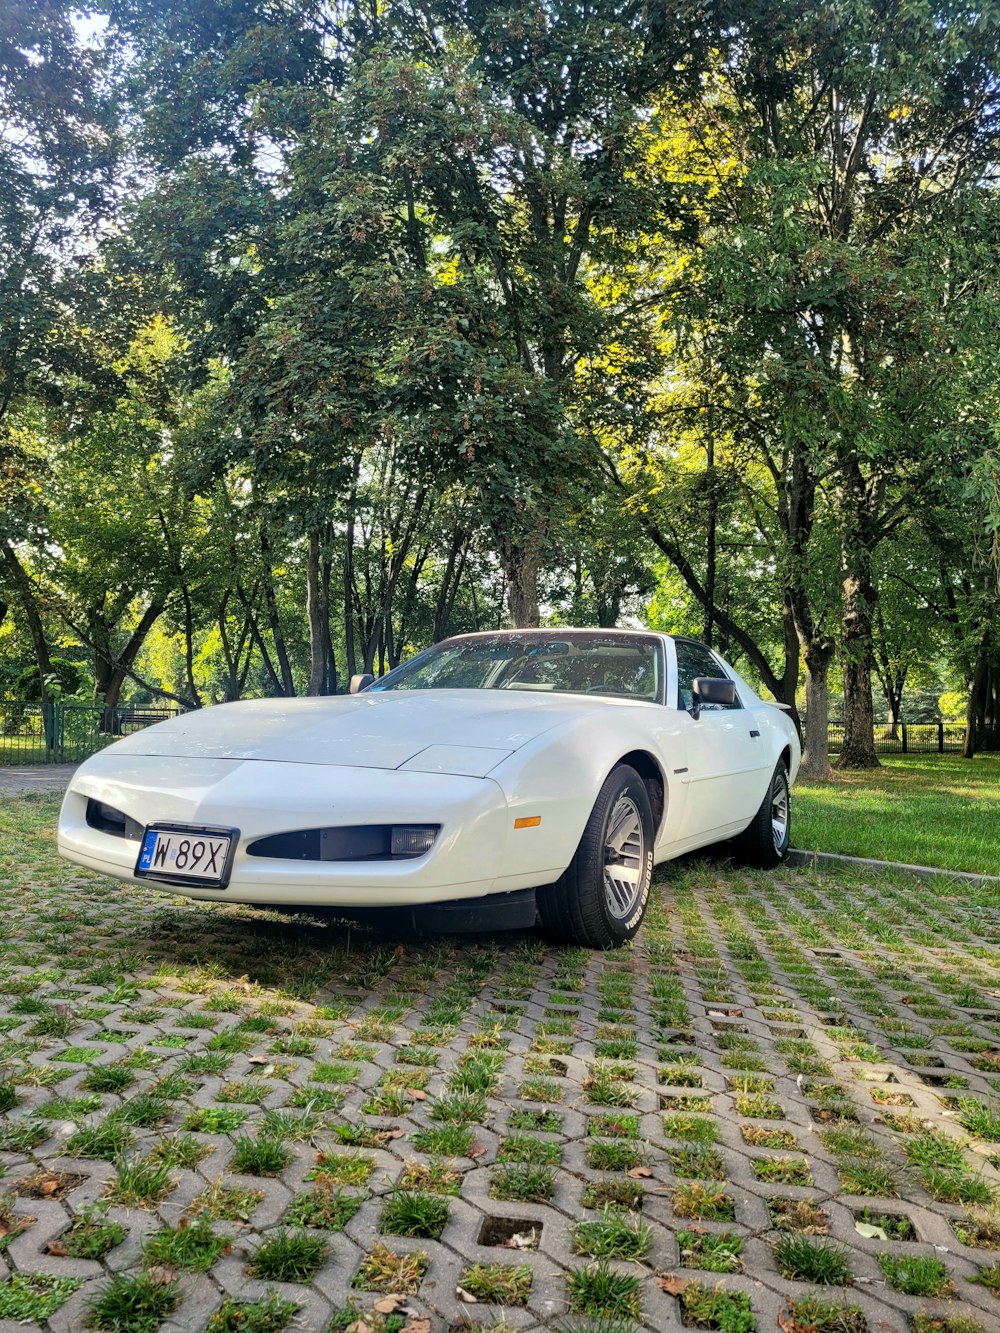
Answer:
[
  {"left": 795, "top": 753, "right": 1000, "bottom": 877},
  {"left": 0, "top": 735, "right": 47, "bottom": 763}
]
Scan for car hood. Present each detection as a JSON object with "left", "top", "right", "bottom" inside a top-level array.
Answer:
[{"left": 102, "top": 690, "right": 623, "bottom": 776}]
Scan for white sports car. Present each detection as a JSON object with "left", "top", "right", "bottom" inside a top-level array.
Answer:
[{"left": 58, "top": 630, "right": 799, "bottom": 948}]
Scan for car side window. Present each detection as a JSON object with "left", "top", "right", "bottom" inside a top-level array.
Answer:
[{"left": 674, "top": 641, "right": 742, "bottom": 711}]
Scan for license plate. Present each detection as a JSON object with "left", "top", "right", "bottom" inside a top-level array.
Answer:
[{"left": 135, "top": 824, "right": 237, "bottom": 887}]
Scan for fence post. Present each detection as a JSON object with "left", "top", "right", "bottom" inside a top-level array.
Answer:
[
  {"left": 901, "top": 723, "right": 907, "bottom": 754},
  {"left": 938, "top": 721, "right": 944, "bottom": 754},
  {"left": 42, "top": 699, "right": 56, "bottom": 759}
]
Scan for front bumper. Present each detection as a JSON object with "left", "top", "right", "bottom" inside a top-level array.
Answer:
[{"left": 57, "top": 752, "right": 531, "bottom": 907}]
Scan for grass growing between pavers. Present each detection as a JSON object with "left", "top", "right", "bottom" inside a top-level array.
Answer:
[
  {"left": 4, "top": 794, "right": 1000, "bottom": 1330},
  {"left": 795, "top": 753, "right": 1000, "bottom": 875}
]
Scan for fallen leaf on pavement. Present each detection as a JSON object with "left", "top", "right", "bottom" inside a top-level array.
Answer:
[
  {"left": 503, "top": 1227, "right": 537, "bottom": 1250},
  {"left": 656, "top": 1274, "right": 688, "bottom": 1296},
  {"left": 855, "top": 1221, "right": 887, "bottom": 1240},
  {"left": 146, "top": 1265, "right": 177, "bottom": 1286},
  {"left": 1, "top": 1216, "right": 32, "bottom": 1242},
  {"left": 373, "top": 1296, "right": 405, "bottom": 1314}
]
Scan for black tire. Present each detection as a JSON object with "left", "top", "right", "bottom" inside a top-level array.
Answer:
[
  {"left": 537, "top": 764, "right": 655, "bottom": 949},
  {"left": 734, "top": 759, "right": 791, "bottom": 868}
]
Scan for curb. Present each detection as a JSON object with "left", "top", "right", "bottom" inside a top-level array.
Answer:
[{"left": 787, "top": 846, "right": 1000, "bottom": 888}]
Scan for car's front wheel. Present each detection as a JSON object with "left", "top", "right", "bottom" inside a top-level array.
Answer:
[
  {"left": 734, "top": 758, "right": 791, "bottom": 867},
  {"left": 537, "top": 764, "right": 654, "bottom": 949}
]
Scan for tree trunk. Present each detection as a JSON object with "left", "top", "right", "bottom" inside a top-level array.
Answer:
[
  {"left": 305, "top": 529, "right": 325, "bottom": 696},
  {"left": 234, "top": 581, "right": 279, "bottom": 694},
  {"left": 260, "top": 525, "right": 295, "bottom": 695},
  {"left": 432, "top": 527, "right": 468, "bottom": 642},
  {"left": 384, "top": 612, "right": 395, "bottom": 672},
  {"left": 836, "top": 553, "right": 880, "bottom": 769},
  {"left": 883, "top": 672, "right": 906, "bottom": 740},
  {"left": 872, "top": 604, "right": 906, "bottom": 739},
  {"left": 798, "top": 636, "right": 836, "bottom": 780},
  {"left": 395, "top": 548, "right": 429, "bottom": 664},
  {"left": 218, "top": 606, "right": 239, "bottom": 702},
  {"left": 500, "top": 537, "right": 540, "bottom": 627},
  {"left": 703, "top": 436, "right": 717, "bottom": 647},
  {"left": 1, "top": 540, "right": 53, "bottom": 695},
  {"left": 343, "top": 515, "right": 357, "bottom": 679},
  {"left": 636, "top": 507, "right": 794, "bottom": 708},
  {"left": 780, "top": 593, "right": 802, "bottom": 736},
  {"left": 91, "top": 622, "right": 115, "bottom": 703},
  {"left": 964, "top": 639, "right": 989, "bottom": 759},
  {"left": 320, "top": 551, "right": 337, "bottom": 694},
  {"left": 886, "top": 700, "right": 898, "bottom": 740},
  {"left": 596, "top": 594, "right": 622, "bottom": 628},
  {"left": 469, "top": 568, "right": 481, "bottom": 630},
  {"left": 839, "top": 661, "right": 878, "bottom": 767},
  {"left": 102, "top": 601, "right": 166, "bottom": 713},
  {"left": 179, "top": 586, "right": 202, "bottom": 709}
]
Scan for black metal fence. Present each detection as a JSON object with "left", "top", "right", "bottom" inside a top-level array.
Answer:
[
  {"left": 0, "top": 703, "right": 179, "bottom": 765},
  {"left": 826, "top": 722, "right": 1000, "bottom": 753}
]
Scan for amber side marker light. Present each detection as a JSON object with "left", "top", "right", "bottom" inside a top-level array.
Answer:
[{"left": 514, "top": 816, "right": 542, "bottom": 829}]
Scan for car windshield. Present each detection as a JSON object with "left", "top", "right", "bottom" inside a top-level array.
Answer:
[{"left": 368, "top": 633, "right": 663, "bottom": 701}]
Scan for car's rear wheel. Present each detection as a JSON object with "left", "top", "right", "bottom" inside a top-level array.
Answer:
[
  {"left": 734, "top": 758, "right": 791, "bottom": 867},
  {"left": 537, "top": 764, "right": 654, "bottom": 949}
]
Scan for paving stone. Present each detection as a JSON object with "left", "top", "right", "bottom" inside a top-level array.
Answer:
[{"left": 7, "top": 800, "right": 1000, "bottom": 1329}]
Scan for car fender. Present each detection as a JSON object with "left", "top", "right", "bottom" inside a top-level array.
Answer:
[
  {"left": 487, "top": 706, "right": 687, "bottom": 884},
  {"left": 755, "top": 703, "right": 801, "bottom": 783}
]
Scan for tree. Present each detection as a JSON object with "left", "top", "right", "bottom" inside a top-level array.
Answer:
[
  {"left": 870, "top": 526, "right": 952, "bottom": 735},
  {"left": 33, "top": 319, "right": 216, "bottom": 710},
  {"left": 4, "top": 0, "right": 999, "bottom": 733},
  {"left": 351, "top": 0, "right": 711, "bottom": 624},
  {"left": 640, "top": 2, "right": 1000, "bottom": 772},
  {"left": 0, "top": 1, "right": 116, "bottom": 695},
  {"left": 109, "top": 0, "right": 718, "bottom": 636}
]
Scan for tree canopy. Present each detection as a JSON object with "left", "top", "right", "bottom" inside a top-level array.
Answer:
[{"left": 3, "top": 0, "right": 1000, "bottom": 769}]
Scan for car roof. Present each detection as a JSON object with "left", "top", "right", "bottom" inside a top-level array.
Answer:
[{"left": 439, "top": 628, "right": 667, "bottom": 642}]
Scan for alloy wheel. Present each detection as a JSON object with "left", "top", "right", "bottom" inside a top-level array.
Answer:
[
  {"left": 771, "top": 773, "right": 789, "bottom": 852},
  {"left": 603, "top": 793, "right": 645, "bottom": 920}
]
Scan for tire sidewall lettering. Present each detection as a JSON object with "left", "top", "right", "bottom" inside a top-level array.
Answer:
[
  {"left": 622, "top": 849, "right": 654, "bottom": 932},
  {"left": 775, "top": 769, "right": 790, "bottom": 856}
]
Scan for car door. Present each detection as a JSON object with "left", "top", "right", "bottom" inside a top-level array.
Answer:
[{"left": 670, "top": 639, "right": 770, "bottom": 846}]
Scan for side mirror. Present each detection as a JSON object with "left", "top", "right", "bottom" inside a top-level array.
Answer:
[
  {"left": 690, "top": 676, "right": 736, "bottom": 719},
  {"left": 349, "top": 673, "right": 375, "bottom": 694}
]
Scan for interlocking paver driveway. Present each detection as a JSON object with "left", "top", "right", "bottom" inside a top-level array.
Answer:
[{"left": 1, "top": 795, "right": 999, "bottom": 1332}]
